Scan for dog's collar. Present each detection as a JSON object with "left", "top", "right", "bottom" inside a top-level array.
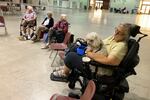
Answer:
[{"left": 95, "top": 43, "right": 103, "bottom": 53}]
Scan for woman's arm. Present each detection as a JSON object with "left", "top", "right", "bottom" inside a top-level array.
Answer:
[{"left": 86, "top": 52, "right": 121, "bottom": 66}]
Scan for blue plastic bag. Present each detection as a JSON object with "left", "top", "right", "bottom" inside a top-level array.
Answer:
[{"left": 76, "top": 45, "right": 87, "bottom": 56}]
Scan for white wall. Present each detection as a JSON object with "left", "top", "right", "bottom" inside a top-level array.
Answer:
[
  {"left": 110, "top": 0, "right": 140, "bottom": 13},
  {"left": 25, "top": 0, "right": 51, "bottom": 6},
  {"left": 31, "top": 0, "right": 39, "bottom": 5},
  {"left": 12, "top": 0, "right": 20, "bottom": 3},
  {"left": 69, "top": 0, "right": 79, "bottom": 9},
  {"left": 23, "top": 0, "right": 89, "bottom": 9},
  {"left": 48, "top": 0, "right": 53, "bottom": 6},
  {"left": 62, "top": 0, "right": 69, "bottom": 8}
]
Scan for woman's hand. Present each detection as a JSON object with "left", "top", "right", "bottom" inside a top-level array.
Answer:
[
  {"left": 85, "top": 47, "right": 93, "bottom": 53},
  {"left": 86, "top": 51, "right": 93, "bottom": 59}
]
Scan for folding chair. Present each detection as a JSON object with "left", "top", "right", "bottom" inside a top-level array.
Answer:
[
  {"left": 0, "top": 9, "right": 8, "bottom": 35},
  {"left": 0, "top": 5, "right": 9, "bottom": 14},
  {"left": 50, "top": 80, "right": 96, "bottom": 100},
  {"left": 49, "top": 32, "right": 71, "bottom": 67},
  {"left": 58, "top": 51, "right": 65, "bottom": 60}
]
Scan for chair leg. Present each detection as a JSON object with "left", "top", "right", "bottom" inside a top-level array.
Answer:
[
  {"left": 5, "top": 26, "right": 8, "bottom": 35},
  {"left": 51, "top": 51, "right": 58, "bottom": 67},
  {"left": 49, "top": 49, "right": 54, "bottom": 58}
]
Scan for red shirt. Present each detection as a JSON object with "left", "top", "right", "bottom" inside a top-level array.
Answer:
[{"left": 53, "top": 20, "right": 68, "bottom": 33}]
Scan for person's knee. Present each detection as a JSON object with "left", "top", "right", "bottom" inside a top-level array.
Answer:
[
  {"left": 38, "top": 26, "right": 43, "bottom": 29},
  {"left": 37, "top": 26, "right": 43, "bottom": 32},
  {"left": 64, "top": 52, "right": 82, "bottom": 69}
]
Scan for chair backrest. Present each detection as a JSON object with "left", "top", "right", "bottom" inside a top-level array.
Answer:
[
  {"left": 0, "top": 8, "right": 4, "bottom": 16},
  {"left": 80, "top": 80, "right": 96, "bottom": 100},
  {"left": 114, "top": 24, "right": 143, "bottom": 80},
  {"left": 0, "top": 16, "right": 5, "bottom": 24},
  {"left": 113, "top": 38, "right": 140, "bottom": 80},
  {"left": 0, "top": 6, "right": 9, "bottom": 13},
  {"left": 63, "top": 32, "right": 71, "bottom": 44}
]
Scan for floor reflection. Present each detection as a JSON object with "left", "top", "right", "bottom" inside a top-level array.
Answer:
[{"left": 89, "top": 9, "right": 108, "bottom": 24}]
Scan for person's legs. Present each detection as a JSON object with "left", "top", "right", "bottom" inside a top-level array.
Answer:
[
  {"left": 27, "top": 28, "right": 31, "bottom": 39},
  {"left": 41, "top": 32, "right": 49, "bottom": 49},
  {"left": 64, "top": 52, "right": 83, "bottom": 74},
  {"left": 38, "top": 26, "right": 47, "bottom": 40},
  {"left": 53, "top": 52, "right": 83, "bottom": 77},
  {"left": 55, "top": 31, "right": 65, "bottom": 43},
  {"left": 28, "top": 20, "right": 35, "bottom": 37},
  {"left": 32, "top": 26, "right": 46, "bottom": 41},
  {"left": 48, "top": 29, "right": 57, "bottom": 44},
  {"left": 22, "top": 21, "right": 28, "bottom": 35}
]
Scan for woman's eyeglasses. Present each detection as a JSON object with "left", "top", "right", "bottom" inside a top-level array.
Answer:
[{"left": 115, "top": 27, "right": 126, "bottom": 36}]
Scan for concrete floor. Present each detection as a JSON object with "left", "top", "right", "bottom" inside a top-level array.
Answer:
[{"left": 0, "top": 7, "right": 150, "bottom": 100}]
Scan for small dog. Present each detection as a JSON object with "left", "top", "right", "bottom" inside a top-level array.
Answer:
[
  {"left": 85, "top": 32, "right": 107, "bottom": 54},
  {"left": 85, "top": 32, "right": 113, "bottom": 76}
]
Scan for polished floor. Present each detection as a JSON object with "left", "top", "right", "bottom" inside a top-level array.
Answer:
[{"left": 0, "top": 7, "right": 150, "bottom": 100}]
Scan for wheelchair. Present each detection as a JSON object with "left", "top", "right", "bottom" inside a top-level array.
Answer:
[
  {"left": 67, "top": 24, "right": 148, "bottom": 100},
  {"left": 19, "top": 18, "right": 37, "bottom": 40}
]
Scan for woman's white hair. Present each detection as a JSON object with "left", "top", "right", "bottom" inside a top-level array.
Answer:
[
  {"left": 27, "top": 6, "right": 33, "bottom": 11},
  {"left": 60, "top": 14, "right": 67, "bottom": 20}
]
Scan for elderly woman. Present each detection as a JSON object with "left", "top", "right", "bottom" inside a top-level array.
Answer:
[
  {"left": 22, "top": 6, "right": 36, "bottom": 39},
  {"left": 32, "top": 12, "right": 54, "bottom": 42},
  {"left": 50, "top": 23, "right": 130, "bottom": 81},
  {"left": 48, "top": 14, "right": 69, "bottom": 45}
]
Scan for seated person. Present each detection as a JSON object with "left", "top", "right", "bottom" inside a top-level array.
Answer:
[
  {"left": 22, "top": 6, "right": 36, "bottom": 39},
  {"left": 51, "top": 23, "right": 130, "bottom": 80},
  {"left": 32, "top": 12, "right": 54, "bottom": 42},
  {"left": 48, "top": 14, "right": 69, "bottom": 45}
]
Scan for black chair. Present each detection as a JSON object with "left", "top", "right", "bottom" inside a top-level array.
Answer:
[{"left": 67, "top": 24, "right": 148, "bottom": 100}]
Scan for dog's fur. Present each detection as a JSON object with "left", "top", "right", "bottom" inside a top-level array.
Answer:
[{"left": 85, "top": 32, "right": 106, "bottom": 53}]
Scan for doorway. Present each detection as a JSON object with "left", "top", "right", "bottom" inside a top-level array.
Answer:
[
  {"left": 89, "top": 0, "right": 110, "bottom": 10},
  {"left": 140, "top": 1, "right": 150, "bottom": 14},
  {"left": 95, "top": 0, "right": 103, "bottom": 9}
]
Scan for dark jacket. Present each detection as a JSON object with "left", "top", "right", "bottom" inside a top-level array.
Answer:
[{"left": 42, "top": 17, "right": 54, "bottom": 29}]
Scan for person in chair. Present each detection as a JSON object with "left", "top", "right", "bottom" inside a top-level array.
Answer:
[
  {"left": 51, "top": 23, "right": 130, "bottom": 81},
  {"left": 32, "top": 12, "right": 54, "bottom": 42},
  {"left": 48, "top": 14, "right": 69, "bottom": 45},
  {"left": 22, "top": 6, "right": 36, "bottom": 39}
]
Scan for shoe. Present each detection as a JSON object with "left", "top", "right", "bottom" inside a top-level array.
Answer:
[
  {"left": 41, "top": 45, "right": 49, "bottom": 49},
  {"left": 23, "top": 35, "right": 28, "bottom": 40},
  {"left": 31, "top": 35, "right": 37, "bottom": 41},
  {"left": 53, "top": 66, "right": 64, "bottom": 72},
  {"left": 33, "top": 39, "right": 40, "bottom": 42},
  {"left": 27, "top": 35, "right": 31, "bottom": 40},
  {"left": 18, "top": 36, "right": 25, "bottom": 41},
  {"left": 50, "top": 70, "right": 68, "bottom": 82}
]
